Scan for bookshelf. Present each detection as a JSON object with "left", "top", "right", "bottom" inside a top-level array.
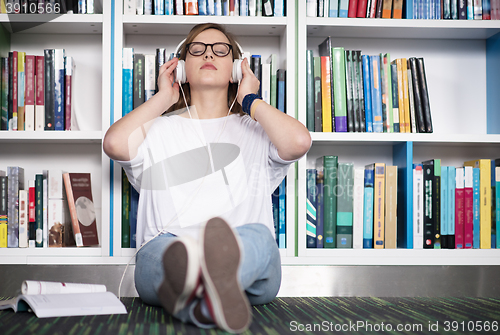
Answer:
[
  {"left": 111, "top": 0, "right": 297, "bottom": 263},
  {"left": 0, "top": 3, "right": 112, "bottom": 264},
  {"left": 296, "top": 10, "right": 500, "bottom": 264}
]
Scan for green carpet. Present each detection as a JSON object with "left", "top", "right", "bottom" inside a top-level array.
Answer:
[{"left": 1, "top": 297, "right": 500, "bottom": 334}]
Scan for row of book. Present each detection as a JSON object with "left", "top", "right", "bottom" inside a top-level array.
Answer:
[
  {"left": 0, "top": 49, "right": 78, "bottom": 131},
  {"left": 0, "top": 168, "right": 99, "bottom": 249},
  {"left": 306, "top": 0, "right": 500, "bottom": 19},
  {"left": 0, "top": 0, "right": 98, "bottom": 14},
  {"left": 123, "top": 0, "right": 285, "bottom": 16},
  {"left": 306, "top": 42, "right": 433, "bottom": 133},
  {"left": 306, "top": 157, "right": 500, "bottom": 249}
]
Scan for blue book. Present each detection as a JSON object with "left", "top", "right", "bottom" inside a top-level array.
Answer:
[
  {"left": 306, "top": 169, "right": 317, "bottom": 248},
  {"left": 338, "top": 0, "right": 348, "bottom": 17},
  {"left": 199, "top": 0, "right": 207, "bottom": 14},
  {"left": 329, "top": 0, "right": 338, "bottom": 16},
  {"left": 362, "top": 55, "right": 373, "bottom": 132},
  {"left": 240, "top": 0, "right": 248, "bottom": 15},
  {"left": 207, "top": 0, "right": 215, "bottom": 14},
  {"left": 130, "top": 187, "right": 139, "bottom": 248},
  {"left": 122, "top": 48, "right": 134, "bottom": 116},
  {"left": 407, "top": 0, "right": 414, "bottom": 18},
  {"left": 272, "top": 186, "right": 280, "bottom": 246},
  {"left": 473, "top": 167, "right": 480, "bottom": 249},
  {"left": 363, "top": 166, "right": 374, "bottom": 248},
  {"left": 165, "top": 0, "right": 174, "bottom": 14},
  {"left": 155, "top": 0, "right": 165, "bottom": 14},
  {"left": 435, "top": 0, "right": 441, "bottom": 19},
  {"left": 279, "top": 178, "right": 286, "bottom": 248},
  {"left": 316, "top": 170, "right": 324, "bottom": 248},
  {"left": 441, "top": 166, "right": 448, "bottom": 237},
  {"left": 449, "top": 166, "right": 456, "bottom": 241},
  {"left": 274, "top": 0, "right": 284, "bottom": 16},
  {"left": 337, "top": 163, "right": 354, "bottom": 248},
  {"left": 54, "top": 49, "right": 65, "bottom": 131},
  {"left": 277, "top": 69, "right": 286, "bottom": 113},
  {"left": 370, "top": 56, "right": 383, "bottom": 133}
]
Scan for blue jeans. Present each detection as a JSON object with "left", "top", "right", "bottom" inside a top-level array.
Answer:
[{"left": 134, "top": 223, "right": 282, "bottom": 326}]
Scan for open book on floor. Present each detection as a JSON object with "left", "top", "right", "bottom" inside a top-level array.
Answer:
[{"left": 0, "top": 280, "right": 127, "bottom": 318}]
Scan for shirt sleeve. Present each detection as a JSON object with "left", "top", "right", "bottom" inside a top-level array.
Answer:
[{"left": 268, "top": 141, "right": 301, "bottom": 191}]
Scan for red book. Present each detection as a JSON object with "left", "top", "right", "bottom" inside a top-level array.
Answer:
[
  {"left": 11, "top": 51, "right": 18, "bottom": 131},
  {"left": 349, "top": 0, "right": 359, "bottom": 17},
  {"left": 25, "top": 55, "right": 35, "bottom": 131},
  {"left": 65, "top": 56, "right": 74, "bottom": 131},
  {"left": 28, "top": 180, "right": 35, "bottom": 248},
  {"left": 35, "top": 56, "right": 45, "bottom": 131},
  {"left": 464, "top": 166, "right": 473, "bottom": 249},
  {"left": 63, "top": 173, "right": 99, "bottom": 247},
  {"left": 455, "top": 167, "right": 465, "bottom": 249},
  {"left": 357, "top": 0, "right": 368, "bottom": 17}
]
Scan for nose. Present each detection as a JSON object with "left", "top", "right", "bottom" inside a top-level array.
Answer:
[{"left": 204, "top": 45, "right": 215, "bottom": 59}]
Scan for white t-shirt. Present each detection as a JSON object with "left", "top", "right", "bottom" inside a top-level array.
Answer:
[{"left": 117, "top": 113, "right": 300, "bottom": 247}]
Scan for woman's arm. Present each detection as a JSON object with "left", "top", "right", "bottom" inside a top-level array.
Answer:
[
  {"left": 103, "top": 58, "right": 180, "bottom": 162},
  {"left": 237, "top": 59, "right": 312, "bottom": 161}
]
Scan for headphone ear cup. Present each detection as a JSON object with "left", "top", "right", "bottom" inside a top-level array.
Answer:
[
  {"left": 232, "top": 59, "right": 243, "bottom": 83},
  {"left": 175, "top": 60, "right": 186, "bottom": 84}
]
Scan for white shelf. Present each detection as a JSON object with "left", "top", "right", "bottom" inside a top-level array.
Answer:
[
  {"left": 289, "top": 249, "right": 500, "bottom": 265},
  {"left": 122, "top": 15, "right": 287, "bottom": 36},
  {"left": 0, "top": 131, "right": 102, "bottom": 143},
  {"left": 0, "top": 14, "right": 103, "bottom": 34},
  {"left": 306, "top": 17, "right": 500, "bottom": 39}
]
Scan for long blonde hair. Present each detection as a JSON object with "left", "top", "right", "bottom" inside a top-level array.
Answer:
[{"left": 165, "top": 23, "right": 244, "bottom": 116}]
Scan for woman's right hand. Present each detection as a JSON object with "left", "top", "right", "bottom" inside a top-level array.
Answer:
[{"left": 157, "top": 57, "right": 180, "bottom": 109}]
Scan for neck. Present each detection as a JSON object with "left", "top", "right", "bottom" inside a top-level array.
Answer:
[{"left": 189, "top": 86, "right": 230, "bottom": 119}]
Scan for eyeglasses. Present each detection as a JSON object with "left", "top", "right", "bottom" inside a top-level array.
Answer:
[{"left": 186, "top": 42, "right": 233, "bottom": 57}]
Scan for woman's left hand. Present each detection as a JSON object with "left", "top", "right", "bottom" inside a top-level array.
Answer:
[{"left": 237, "top": 58, "right": 260, "bottom": 105}]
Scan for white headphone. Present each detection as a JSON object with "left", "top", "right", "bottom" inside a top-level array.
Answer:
[{"left": 174, "top": 38, "right": 244, "bottom": 84}]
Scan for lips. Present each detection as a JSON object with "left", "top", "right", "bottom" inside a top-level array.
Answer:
[{"left": 201, "top": 63, "right": 217, "bottom": 70}]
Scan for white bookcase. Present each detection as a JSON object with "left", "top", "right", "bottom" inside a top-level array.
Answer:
[
  {"left": 111, "top": 1, "right": 297, "bottom": 263},
  {"left": 0, "top": 3, "right": 112, "bottom": 264},
  {"left": 296, "top": 8, "right": 500, "bottom": 265}
]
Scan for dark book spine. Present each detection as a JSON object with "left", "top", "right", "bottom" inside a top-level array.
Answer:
[
  {"left": 313, "top": 57, "right": 322, "bottom": 132},
  {"left": 375, "top": 0, "right": 384, "bottom": 17},
  {"left": 121, "top": 170, "right": 130, "bottom": 248},
  {"left": 44, "top": 49, "right": 55, "bottom": 130},
  {"left": 155, "top": 48, "right": 166, "bottom": 95},
  {"left": 251, "top": 55, "right": 262, "bottom": 97},
  {"left": 35, "top": 174, "right": 43, "bottom": 247},
  {"left": 306, "top": 50, "right": 314, "bottom": 132},
  {"left": 423, "top": 163, "right": 435, "bottom": 248},
  {"left": 53, "top": 49, "right": 65, "bottom": 131},
  {"left": 350, "top": 50, "right": 360, "bottom": 133},
  {"left": 133, "top": 53, "right": 145, "bottom": 109},
  {"left": 390, "top": 62, "right": 400, "bottom": 132},
  {"left": 379, "top": 54, "right": 387, "bottom": 132},
  {"left": 306, "top": 169, "right": 317, "bottom": 248},
  {"left": 433, "top": 161, "right": 441, "bottom": 249},
  {"left": 8, "top": 53, "right": 13, "bottom": 130},
  {"left": 130, "top": 186, "right": 139, "bottom": 248},
  {"left": 416, "top": 58, "right": 433, "bottom": 133},
  {"left": 356, "top": 51, "right": 365, "bottom": 132},
  {"left": 1, "top": 57, "right": 8, "bottom": 130},
  {"left": 277, "top": 69, "right": 286, "bottom": 114},
  {"left": 316, "top": 169, "right": 324, "bottom": 248},
  {"left": 0, "top": 176, "right": 7, "bottom": 248},
  {"left": 408, "top": 58, "right": 426, "bottom": 133},
  {"left": 11, "top": 51, "right": 17, "bottom": 131},
  {"left": 345, "top": 50, "right": 355, "bottom": 132},
  {"left": 458, "top": 0, "right": 467, "bottom": 18}
]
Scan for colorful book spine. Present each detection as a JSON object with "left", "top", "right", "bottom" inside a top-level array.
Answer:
[
  {"left": 406, "top": 63, "right": 417, "bottom": 133},
  {"left": 0, "top": 176, "right": 7, "bottom": 248},
  {"left": 122, "top": 170, "right": 130, "bottom": 248},
  {"left": 25, "top": 55, "right": 35, "bottom": 131},
  {"left": 144, "top": 54, "right": 155, "bottom": 102},
  {"left": 322, "top": 156, "right": 338, "bottom": 248},
  {"left": 355, "top": 51, "right": 365, "bottom": 132},
  {"left": 133, "top": 53, "right": 145, "bottom": 109},
  {"left": 277, "top": 69, "right": 285, "bottom": 113},
  {"left": 383, "top": 53, "right": 393, "bottom": 133},
  {"left": 448, "top": 166, "right": 456, "bottom": 248},
  {"left": 385, "top": 166, "right": 397, "bottom": 248},
  {"left": 274, "top": 0, "right": 284, "bottom": 16},
  {"left": 496, "top": 166, "right": 500, "bottom": 248},
  {"left": 413, "top": 164, "right": 424, "bottom": 249},
  {"left": 17, "top": 51, "right": 25, "bottom": 131},
  {"left": 441, "top": 166, "right": 448, "bottom": 247},
  {"left": 313, "top": 56, "right": 322, "bottom": 132},
  {"left": 332, "top": 47, "right": 347, "bottom": 132},
  {"left": 129, "top": 186, "right": 139, "bottom": 249},
  {"left": 464, "top": 166, "right": 473, "bottom": 249},
  {"left": 123, "top": 48, "right": 133, "bottom": 116},
  {"left": 7, "top": 167, "right": 24, "bottom": 248},
  {"left": 156, "top": 0, "right": 165, "bottom": 14},
  {"left": 390, "top": 62, "right": 400, "bottom": 132},
  {"left": 337, "top": 163, "right": 353, "bottom": 248},
  {"left": 35, "top": 174, "right": 43, "bottom": 247},
  {"left": 316, "top": 167, "right": 324, "bottom": 248},
  {"left": 64, "top": 56, "right": 74, "bottom": 130},
  {"left": 423, "top": 161, "right": 434, "bottom": 248},
  {"left": 320, "top": 56, "right": 333, "bottom": 132},
  {"left": 373, "top": 163, "right": 385, "bottom": 248},
  {"left": 28, "top": 180, "right": 35, "bottom": 248},
  {"left": 278, "top": 178, "right": 286, "bottom": 248},
  {"left": 11, "top": 51, "right": 18, "bottom": 131},
  {"left": 1, "top": 57, "right": 7, "bottom": 130},
  {"left": 35, "top": 56, "right": 44, "bottom": 131},
  {"left": 306, "top": 169, "right": 317, "bottom": 248},
  {"left": 455, "top": 167, "right": 465, "bottom": 249},
  {"left": 345, "top": 50, "right": 355, "bottom": 132},
  {"left": 370, "top": 56, "right": 383, "bottom": 133},
  {"left": 53, "top": 49, "right": 65, "bottom": 131},
  {"left": 44, "top": 49, "right": 54, "bottom": 130},
  {"left": 306, "top": 50, "right": 315, "bottom": 131},
  {"left": 339, "top": 0, "right": 349, "bottom": 16},
  {"left": 353, "top": 167, "right": 364, "bottom": 249},
  {"left": 362, "top": 55, "right": 373, "bottom": 132},
  {"left": 18, "top": 190, "right": 28, "bottom": 248},
  {"left": 401, "top": 58, "right": 411, "bottom": 133},
  {"left": 464, "top": 159, "right": 491, "bottom": 249},
  {"left": 472, "top": 167, "right": 480, "bottom": 248},
  {"left": 363, "top": 165, "right": 374, "bottom": 248}
]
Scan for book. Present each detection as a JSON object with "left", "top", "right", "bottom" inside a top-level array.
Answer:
[
  {"left": 320, "top": 56, "right": 333, "bottom": 132},
  {"left": 35, "top": 55, "right": 44, "bottom": 131},
  {"left": 65, "top": 56, "right": 76, "bottom": 130},
  {"left": 370, "top": 56, "right": 383, "bottom": 133},
  {"left": 53, "top": 49, "right": 65, "bottom": 131},
  {"left": 363, "top": 165, "right": 374, "bottom": 248},
  {"left": 122, "top": 170, "right": 130, "bottom": 248},
  {"left": 1, "top": 57, "right": 7, "bottom": 130},
  {"left": 261, "top": 63, "right": 271, "bottom": 105},
  {"left": 316, "top": 164, "right": 325, "bottom": 248},
  {"left": 313, "top": 56, "right": 322, "bottom": 132},
  {"left": 17, "top": 51, "right": 25, "bottom": 131},
  {"left": 133, "top": 53, "right": 145, "bottom": 109},
  {"left": 319, "top": 156, "right": 338, "bottom": 248},
  {"left": 130, "top": 186, "right": 139, "bottom": 248},
  {"left": 35, "top": 174, "right": 43, "bottom": 247},
  {"left": 373, "top": 163, "right": 385, "bottom": 248},
  {"left": 408, "top": 57, "right": 425, "bottom": 133},
  {"left": 306, "top": 169, "right": 317, "bottom": 248},
  {"left": 318, "top": 37, "right": 335, "bottom": 131},
  {"left": 332, "top": 47, "right": 347, "bottom": 132},
  {"left": 416, "top": 58, "right": 433, "bottom": 133},
  {"left": 400, "top": 58, "right": 411, "bottom": 133},
  {"left": 336, "top": 162, "right": 353, "bottom": 248},
  {"left": 464, "top": 159, "right": 491, "bottom": 249},
  {"left": 63, "top": 173, "right": 99, "bottom": 247},
  {"left": 7, "top": 166, "right": 24, "bottom": 248},
  {"left": 0, "top": 175, "right": 7, "bottom": 247},
  {"left": 422, "top": 161, "right": 434, "bottom": 248},
  {"left": 144, "top": 54, "right": 155, "bottom": 102},
  {"left": 18, "top": 189, "right": 28, "bottom": 248},
  {"left": 348, "top": 0, "right": 359, "bottom": 17},
  {"left": 306, "top": 50, "right": 314, "bottom": 131},
  {"left": 496, "top": 166, "right": 500, "bottom": 249},
  {"left": 362, "top": 55, "right": 373, "bottom": 132},
  {"left": 266, "top": 54, "right": 278, "bottom": 108},
  {"left": 441, "top": 166, "right": 449, "bottom": 248},
  {"left": 473, "top": 167, "right": 480, "bottom": 248},
  {"left": 464, "top": 166, "right": 473, "bottom": 249},
  {"left": 251, "top": 55, "right": 262, "bottom": 96},
  {"left": 355, "top": 51, "right": 365, "bottom": 132},
  {"left": 424, "top": 159, "right": 441, "bottom": 249},
  {"left": 382, "top": 0, "right": 393, "bottom": 17},
  {"left": 0, "top": 280, "right": 126, "bottom": 318},
  {"left": 406, "top": 62, "right": 417, "bottom": 133},
  {"left": 382, "top": 53, "right": 393, "bottom": 133},
  {"left": 123, "top": 48, "right": 134, "bottom": 116},
  {"left": 277, "top": 69, "right": 286, "bottom": 114},
  {"left": 278, "top": 177, "right": 286, "bottom": 248},
  {"left": 455, "top": 167, "right": 465, "bottom": 249},
  {"left": 448, "top": 166, "right": 456, "bottom": 249},
  {"left": 185, "top": 0, "right": 199, "bottom": 14},
  {"left": 44, "top": 49, "right": 54, "bottom": 130},
  {"left": 28, "top": 180, "right": 35, "bottom": 248},
  {"left": 353, "top": 167, "right": 364, "bottom": 249},
  {"left": 413, "top": 164, "right": 424, "bottom": 249},
  {"left": 345, "top": 50, "right": 355, "bottom": 132},
  {"left": 24, "top": 55, "right": 35, "bottom": 131},
  {"left": 385, "top": 166, "right": 397, "bottom": 248}
]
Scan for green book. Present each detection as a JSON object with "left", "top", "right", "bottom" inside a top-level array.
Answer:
[
  {"left": 332, "top": 47, "right": 347, "bottom": 132},
  {"left": 35, "top": 174, "right": 43, "bottom": 248},
  {"left": 313, "top": 56, "right": 322, "bottom": 132},
  {"left": 383, "top": 53, "right": 394, "bottom": 133},
  {"left": 318, "top": 156, "right": 338, "bottom": 248},
  {"left": 306, "top": 50, "right": 314, "bottom": 131},
  {"left": 337, "top": 163, "right": 354, "bottom": 248},
  {"left": 266, "top": 54, "right": 278, "bottom": 108},
  {"left": 122, "top": 170, "right": 130, "bottom": 248}
]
